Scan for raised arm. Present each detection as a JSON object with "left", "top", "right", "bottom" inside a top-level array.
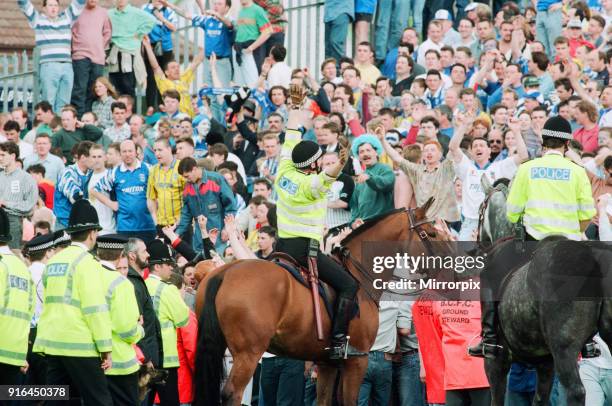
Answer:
[
  {"left": 507, "top": 117, "right": 529, "bottom": 165},
  {"left": 142, "top": 36, "right": 164, "bottom": 77},
  {"left": 160, "top": 0, "right": 192, "bottom": 20},
  {"left": 449, "top": 112, "right": 473, "bottom": 164}
]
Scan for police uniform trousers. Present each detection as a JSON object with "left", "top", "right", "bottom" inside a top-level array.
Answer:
[
  {"left": 147, "top": 367, "right": 179, "bottom": 406},
  {"left": 45, "top": 356, "right": 113, "bottom": 406},
  {"left": 107, "top": 372, "right": 139, "bottom": 406},
  {"left": 0, "top": 363, "right": 22, "bottom": 406},
  {"left": 276, "top": 237, "right": 358, "bottom": 299},
  {"left": 26, "top": 328, "right": 47, "bottom": 386}
]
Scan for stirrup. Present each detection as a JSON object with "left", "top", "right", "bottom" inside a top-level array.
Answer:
[
  {"left": 468, "top": 340, "right": 503, "bottom": 359},
  {"left": 326, "top": 336, "right": 367, "bottom": 360},
  {"left": 581, "top": 341, "right": 601, "bottom": 358}
]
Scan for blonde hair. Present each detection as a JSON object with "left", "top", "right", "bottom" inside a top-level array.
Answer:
[{"left": 93, "top": 76, "right": 118, "bottom": 100}]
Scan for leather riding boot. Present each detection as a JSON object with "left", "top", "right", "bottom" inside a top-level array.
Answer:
[
  {"left": 468, "top": 286, "right": 503, "bottom": 359},
  {"left": 327, "top": 296, "right": 367, "bottom": 360}
]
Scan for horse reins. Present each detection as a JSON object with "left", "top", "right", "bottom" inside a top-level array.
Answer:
[{"left": 338, "top": 209, "right": 435, "bottom": 304}]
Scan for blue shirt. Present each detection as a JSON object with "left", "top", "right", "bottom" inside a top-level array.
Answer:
[
  {"left": 53, "top": 164, "right": 92, "bottom": 226},
  {"left": 142, "top": 4, "right": 176, "bottom": 52},
  {"left": 94, "top": 161, "right": 155, "bottom": 232},
  {"left": 324, "top": 0, "right": 354, "bottom": 23},
  {"left": 143, "top": 146, "right": 158, "bottom": 166},
  {"left": 192, "top": 15, "right": 233, "bottom": 58},
  {"left": 536, "top": 0, "right": 561, "bottom": 11}
]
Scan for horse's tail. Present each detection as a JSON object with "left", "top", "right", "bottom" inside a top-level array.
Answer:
[{"left": 194, "top": 272, "right": 227, "bottom": 406}]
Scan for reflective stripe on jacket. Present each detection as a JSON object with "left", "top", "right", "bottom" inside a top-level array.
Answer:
[
  {"left": 0, "top": 252, "right": 34, "bottom": 366},
  {"left": 34, "top": 245, "right": 112, "bottom": 356}
]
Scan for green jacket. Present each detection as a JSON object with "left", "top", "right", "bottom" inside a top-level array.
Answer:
[
  {"left": 52, "top": 125, "right": 103, "bottom": 165},
  {"left": 351, "top": 162, "right": 395, "bottom": 222}
]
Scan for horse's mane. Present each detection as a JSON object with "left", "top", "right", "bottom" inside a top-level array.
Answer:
[
  {"left": 493, "top": 178, "right": 511, "bottom": 188},
  {"left": 341, "top": 208, "right": 406, "bottom": 245}
]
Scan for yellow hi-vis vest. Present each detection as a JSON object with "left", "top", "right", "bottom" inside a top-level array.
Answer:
[
  {"left": 145, "top": 274, "right": 189, "bottom": 368},
  {"left": 506, "top": 152, "right": 596, "bottom": 240},
  {"left": 275, "top": 129, "right": 336, "bottom": 242},
  {"left": 34, "top": 244, "right": 112, "bottom": 357},
  {"left": 100, "top": 264, "right": 144, "bottom": 375},
  {"left": 0, "top": 249, "right": 34, "bottom": 366}
]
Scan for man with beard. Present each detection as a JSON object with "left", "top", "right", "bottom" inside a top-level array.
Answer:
[{"left": 125, "top": 238, "right": 162, "bottom": 371}]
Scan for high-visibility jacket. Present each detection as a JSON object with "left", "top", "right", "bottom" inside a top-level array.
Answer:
[
  {"left": 100, "top": 263, "right": 144, "bottom": 375},
  {"left": 275, "top": 129, "right": 335, "bottom": 242},
  {"left": 506, "top": 152, "right": 596, "bottom": 240},
  {"left": 145, "top": 274, "right": 189, "bottom": 368},
  {"left": 34, "top": 244, "right": 112, "bottom": 357},
  {"left": 0, "top": 249, "right": 34, "bottom": 366}
]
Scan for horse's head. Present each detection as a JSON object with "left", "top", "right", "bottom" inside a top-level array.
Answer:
[
  {"left": 194, "top": 259, "right": 219, "bottom": 283},
  {"left": 478, "top": 176, "right": 513, "bottom": 243}
]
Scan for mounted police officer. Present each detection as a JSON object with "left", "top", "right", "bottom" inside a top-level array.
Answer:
[
  {"left": 274, "top": 86, "right": 365, "bottom": 360},
  {"left": 34, "top": 199, "right": 114, "bottom": 405},
  {"left": 468, "top": 116, "right": 598, "bottom": 359},
  {"left": 97, "top": 234, "right": 144, "bottom": 406},
  {"left": 0, "top": 207, "right": 34, "bottom": 385}
]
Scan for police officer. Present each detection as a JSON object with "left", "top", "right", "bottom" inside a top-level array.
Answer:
[
  {"left": 0, "top": 207, "right": 34, "bottom": 386},
  {"left": 97, "top": 234, "right": 144, "bottom": 406},
  {"left": 22, "top": 233, "right": 56, "bottom": 389},
  {"left": 468, "top": 116, "right": 597, "bottom": 359},
  {"left": 145, "top": 239, "right": 190, "bottom": 406},
  {"left": 34, "top": 199, "right": 114, "bottom": 405},
  {"left": 274, "top": 89, "right": 364, "bottom": 360},
  {"left": 51, "top": 229, "right": 72, "bottom": 252}
]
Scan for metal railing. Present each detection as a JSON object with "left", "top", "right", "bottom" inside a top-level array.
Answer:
[
  {"left": 0, "top": 50, "right": 39, "bottom": 116},
  {"left": 5, "top": 0, "right": 326, "bottom": 115}
]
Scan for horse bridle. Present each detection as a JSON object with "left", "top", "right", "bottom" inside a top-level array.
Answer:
[{"left": 407, "top": 208, "right": 434, "bottom": 242}]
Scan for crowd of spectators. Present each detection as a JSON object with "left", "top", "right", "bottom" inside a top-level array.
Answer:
[{"left": 0, "top": 0, "right": 611, "bottom": 404}]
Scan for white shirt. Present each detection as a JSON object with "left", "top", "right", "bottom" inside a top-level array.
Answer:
[
  {"left": 16, "top": 141, "right": 33, "bottom": 160},
  {"left": 454, "top": 153, "right": 518, "bottom": 220},
  {"left": 267, "top": 61, "right": 292, "bottom": 89},
  {"left": 416, "top": 38, "right": 444, "bottom": 67},
  {"left": 29, "top": 261, "right": 45, "bottom": 327},
  {"left": 89, "top": 170, "right": 117, "bottom": 235}
]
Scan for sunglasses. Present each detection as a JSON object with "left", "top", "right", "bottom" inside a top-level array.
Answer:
[{"left": 489, "top": 139, "right": 503, "bottom": 145}]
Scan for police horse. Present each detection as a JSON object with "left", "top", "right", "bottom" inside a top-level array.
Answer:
[
  {"left": 192, "top": 199, "right": 453, "bottom": 405},
  {"left": 477, "top": 175, "right": 612, "bottom": 406}
]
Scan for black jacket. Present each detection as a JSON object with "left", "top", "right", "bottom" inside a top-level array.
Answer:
[{"left": 126, "top": 267, "right": 162, "bottom": 366}]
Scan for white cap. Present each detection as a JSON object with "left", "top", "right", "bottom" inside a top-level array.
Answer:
[
  {"left": 434, "top": 9, "right": 452, "bottom": 21},
  {"left": 465, "top": 3, "right": 479, "bottom": 12},
  {"left": 567, "top": 18, "right": 582, "bottom": 28}
]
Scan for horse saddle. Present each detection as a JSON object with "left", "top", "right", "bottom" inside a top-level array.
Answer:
[{"left": 268, "top": 252, "right": 336, "bottom": 318}]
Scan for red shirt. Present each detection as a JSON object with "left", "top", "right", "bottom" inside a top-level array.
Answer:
[
  {"left": 568, "top": 38, "right": 594, "bottom": 58},
  {"left": 433, "top": 300, "right": 490, "bottom": 390},
  {"left": 412, "top": 292, "right": 446, "bottom": 404},
  {"left": 38, "top": 180, "right": 54, "bottom": 209},
  {"left": 573, "top": 124, "right": 599, "bottom": 153}
]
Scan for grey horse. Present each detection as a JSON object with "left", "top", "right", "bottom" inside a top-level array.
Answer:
[{"left": 476, "top": 174, "right": 612, "bottom": 406}]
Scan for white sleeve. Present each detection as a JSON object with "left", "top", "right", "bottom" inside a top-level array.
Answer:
[
  {"left": 453, "top": 152, "right": 471, "bottom": 181},
  {"left": 496, "top": 157, "right": 518, "bottom": 179}
]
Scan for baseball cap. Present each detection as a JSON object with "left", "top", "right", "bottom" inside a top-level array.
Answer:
[
  {"left": 465, "top": 3, "right": 479, "bottom": 12},
  {"left": 567, "top": 18, "right": 582, "bottom": 28},
  {"left": 434, "top": 10, "right": 452, "bottom": 21},
  {"left": 385, "top": 131, "right": 400, "bottom": 147},
  {"left": 523, "top": 76, "right": 540, "bottom": 88}
]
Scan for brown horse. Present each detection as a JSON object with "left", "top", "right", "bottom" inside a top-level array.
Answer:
[{"left": 193, "top": 198, "right": 443, "bottom": 405}]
